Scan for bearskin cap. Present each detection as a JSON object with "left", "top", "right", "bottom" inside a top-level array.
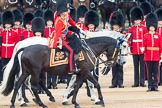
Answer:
[
  {"left": 34, "top": 9, "right": 44, "bottom": 17},
  {"left": 109, "top": 11, "right": 125, "bottom": 27},
  {"left": 155, "top": 8, "right": 162, "bottom": 21},
  {"left": 32, "top": 17, "right": 45, "bottom": 36},
  {"left": 130, "top": 7, "right": 144, "bottom": 23},
  {"left": 85, "top": 10, "right": 99, "bottom": 29},
  {"left": 23, "top": 13, "right": 34, "bottom": 28},
  {"left": 140, "top": 1, "right": 153, "bottom": 16},
  {"left": 56, "top": 0, "right": 68, "bottom": 15},
  {"left": 77, "top": 5, "right": 88, "bottom": 18},
  {"left": 2, "top": 11, "right": 14, "bottom": 27},
  {"left": 69, "top": 5, "right": 76, "bottom": 21},
  {"left": 12, "top": 9, "right": 23, "bottom": 23},
  {"left": 44, "top": 9, "right": 54, "bottom": 24},
  {"left": 146, "top": 12, "right": 158, "bottom": 31}
]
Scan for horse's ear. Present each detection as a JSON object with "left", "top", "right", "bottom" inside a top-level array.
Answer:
[{"left": 68, "top": 26, "right": 80, "bottom": 34}]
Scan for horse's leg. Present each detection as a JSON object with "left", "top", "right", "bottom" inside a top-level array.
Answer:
[
  {"left": 21, "top": 83, "right": 29, "bottom": 103},
  {"left": 71, "top": 75, "right": 84, "bottom": 108},
  {"left": 62, "top": 74, "right": 76, "bottom": 105},
  {"left": 39, "top": 78, "right": 55, "bottom": 102},
  {"left": 18, "top": 85, "right": 27, "bottom": 107},
  {"left": 86, "top": 80, "right": 100, "bottom": 103},
  {"left": 10, "top": 73, "right": 28, "bottom": 108},
  {"left": 30, "top": 74, "right": 47, "bottom": 108},
  {"left": 86, "top": 72, "right": 105, "bottom": 107}
]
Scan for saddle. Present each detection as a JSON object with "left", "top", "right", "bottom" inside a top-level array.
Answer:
[{"left": 49, "top": 48, "right": 84, "bottom": 67}]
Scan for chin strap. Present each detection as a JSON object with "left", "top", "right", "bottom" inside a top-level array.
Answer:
[{"left": 25, "top": 0, "right": 33, "bottom": 5}]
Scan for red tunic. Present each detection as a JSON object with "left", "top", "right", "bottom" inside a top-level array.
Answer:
[
  {"left": 44, "top": 27, "right": 56, "bottom": 38},
  {"left": 12, "top": 27, "right": 24, "bottom": 42},
  {"left": 140, "top": 18, "right": 146, "bottom": 27},
  {"left": 54, "top": 11, "right": 76, "bottom": 26},
  {"left": 128, "top": 25, "right": 147, "bottom": 55},
  {"left": 52, "top": 17, "right": 68, "bottom": 48},
  {"left": 156, "top": 27, "right": 162, "bottom": 37},
  {"left": 1, "top": 29, "right": 18, "bottom": 58},
  {"left": 76, "top": 22, "right": 88, "bottom": 31},
  {"left": 23, "top": 30, "right": 34, "bottom": 40},
  {"left": 143, "top": 32, "right": 162, "bottom": 61}
]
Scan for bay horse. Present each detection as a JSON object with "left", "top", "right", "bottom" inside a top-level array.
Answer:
[{"left": 0, "top": 29, "right": 125, "bottom": 108}]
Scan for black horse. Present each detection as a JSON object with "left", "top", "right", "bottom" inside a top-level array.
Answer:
[
  {"left": 98, "top": 0, "right": 119, "bottom": 29},
  {"left": 0, "top": 29, "right": 125, "bottom": 108}
]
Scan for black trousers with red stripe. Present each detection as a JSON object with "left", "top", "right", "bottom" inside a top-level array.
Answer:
[
  {"left": 146, "top": 61, "right": 159, "bottom": 88},
  {"left": 132, "top": 54, "right": 145, "bottom": 86}
]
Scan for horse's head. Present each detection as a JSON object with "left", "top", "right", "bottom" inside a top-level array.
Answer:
[{"left": 116, "top": 36, "right": 128, "bottom": 65}]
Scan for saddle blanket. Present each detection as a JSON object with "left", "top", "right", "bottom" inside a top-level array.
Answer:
[{"left": 50, "top": 49, "right": 84, "bottom": 67}]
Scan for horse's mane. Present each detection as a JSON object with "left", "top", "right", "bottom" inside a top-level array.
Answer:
[
  {"left": 84, "top": 30, "right": 124, "bottom": 39},
  {"left": 85, "top": 36, "right": 117, "bottom": 46}
]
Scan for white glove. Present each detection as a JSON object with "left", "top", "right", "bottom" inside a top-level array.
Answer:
[
  {"left": 140, "top": 47, "right": 145, "bottom": 53},
  {"left": 80, "top": 29, "right": 86, "bottom": 35}
]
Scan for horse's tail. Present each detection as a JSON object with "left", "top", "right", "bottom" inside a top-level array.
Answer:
[{"left": 0, "top": 48, "right": 24, "bottom": 96}]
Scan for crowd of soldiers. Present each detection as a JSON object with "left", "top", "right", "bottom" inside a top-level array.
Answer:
[{"left": 0, "top": 0, "right": 162, "bottom": 93}]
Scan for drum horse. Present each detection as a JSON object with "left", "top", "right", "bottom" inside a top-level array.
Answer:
[{"left": 0, "top": 27, "right": 127, "bottom": 108}]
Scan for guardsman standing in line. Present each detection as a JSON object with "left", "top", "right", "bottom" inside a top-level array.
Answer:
[
  {"left": 155, "top": 8, "right": 162, "bottom": 86},
  {"left": 0, "top": 11, "right": 18, "bottom": 80},
  {"left": 31, "top": 17, "right": 46, "bottom": 94},
  {"left": 0, "top": 12, "right": 2, "bottom": 84},
  {"left": 128, "top": 7, "right": 148, "bottom": 87},
  {"left": 140, "top": 1, "right": 153, "bottom": 81},
  {"left": 12, "top": 9, "right": 23, "bottom": 42},
  {"left": 22, "top": 13, "right": 34, "bottom": 40},
  {"left": 44, "top": 9, "right": 58, "bottom": 89},
  {"left": 144, "top": 13, "right": 162, "bottom": 91},
  {"left": 85, "top": 10, "right": 99, "bottom": 81},
  {"left": 109, "top": 11, "right": 125, "bottom": 88},
  {"left": 140, "top": 1, "right": 153, "bottom": 27},
  {"left": 76, "top": 5, "right": 88, "bottom": 31}
]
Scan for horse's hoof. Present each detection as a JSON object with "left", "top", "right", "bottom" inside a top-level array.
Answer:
[
  {"left": 20, "top": 103, "right": 28, "bottom": 107},
  {"left": 95, "top": 100, "right": 105, "bottom": 107},
  {"left": 10, "top": 105, "right": 15, "bottom": 108},
  {"left": 74, "top": 105, "right": 81, "bottom": 108},
  {"left": 62, "top": 101, "right": 69, "bottom": 105},
  {"left": 49, "top": 97, "right": 55, "bottom": 102},
  {"left": 33, "top": 98, "right": 39, "bottom": 105}
]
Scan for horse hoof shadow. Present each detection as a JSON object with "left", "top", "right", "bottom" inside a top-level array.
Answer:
[
  {"left": 20, "top": 103, "right": 28, "bottom": 107},
  {"left": 49, "top": 97, "right": 55, "bottom": 102},
  {"left": 95, "top": 100, "right": 105, "bottom": 107},
  {"left": 62, "top": 101, "right": 69, "bottom": 105},
  {"left": 10, "top": 105, "right": 15, "bottom": 108},
  {"left": 74, "top": 105, "right": 81, "bottom": 108}
]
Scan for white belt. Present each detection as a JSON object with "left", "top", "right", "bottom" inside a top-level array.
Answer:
[
  {"left": 2, "top": 43, "right": 15, "bottom": 47},
  {"left": 132, "top": 39, "right": 142, "bottom": 42}
]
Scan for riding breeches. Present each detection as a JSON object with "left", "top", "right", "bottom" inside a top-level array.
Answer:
[{"left": 63, "top": 44, "right": 74, "bottom": 72}]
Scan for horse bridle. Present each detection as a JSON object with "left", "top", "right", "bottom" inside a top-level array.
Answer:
[
  {"left": 8, "top": 0, "right": 18, "bottom": 4},
  {"left": 26, "top": 0, "right": 33, "bottom": 5}
]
